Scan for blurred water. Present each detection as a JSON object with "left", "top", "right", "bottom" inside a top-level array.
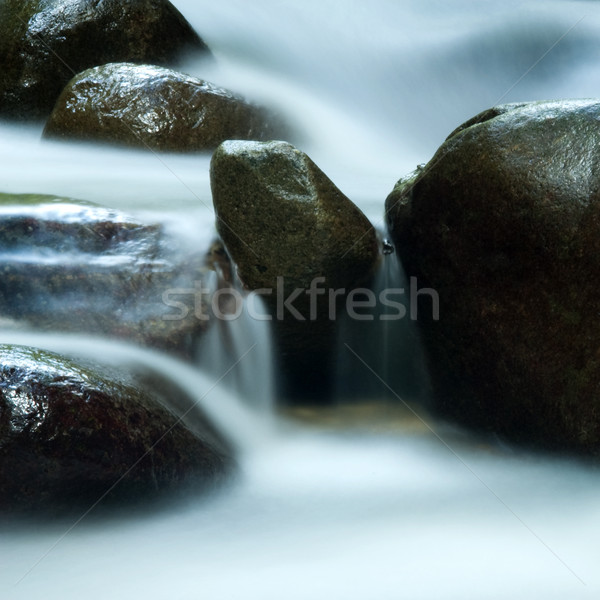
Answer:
[
  {"left": 197, "top": 276, "right": 275, "bottom": 413},
  {"left": 334, "top": 246, "right": 431, "bottom": 403},
  {"left": 1, "top": 0, "right": 600, "bottom": 598}
]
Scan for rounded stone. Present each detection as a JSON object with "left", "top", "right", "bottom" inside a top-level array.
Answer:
[
  {"left": 0, "top": 0, "right": 210, "bottom": 120},
  {"left": 210, "top": 140, "right": 380, "bottom": 401},
  {"left": 0, "top": 192, "right": 217, "bottom": 357},
  {"left": 210, "top": 140, "right": 379, "bottom": 293},
  {"left": 0, "top": 344, "right": 231, "bottom": 513},
  {"left": 43, "top": 63, "right": 283, "bottom": 152},
  {"left": 386, "top": 100, "right": 600, "bottom": 454}
]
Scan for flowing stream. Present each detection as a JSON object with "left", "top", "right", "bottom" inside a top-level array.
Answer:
[{"left": 2, "top": 1, "right": 600, "bottom": 598}]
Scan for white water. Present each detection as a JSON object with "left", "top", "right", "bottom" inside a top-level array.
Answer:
[
  {"left": 197, "top": 274, "right": 275, "bottom": 414},
  {"left": 334, "top": 250, "right": 431, "bottom": 403},
  {"left": 2, "top": 0, "right": 600, "bottom": 598},
  {"left": 0, "top": 332, "right": 275, "bottom": 453}
]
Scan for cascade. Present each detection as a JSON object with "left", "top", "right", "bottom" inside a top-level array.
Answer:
[{"left": 1, "top": 1, "right": 599, "bottom": 598}]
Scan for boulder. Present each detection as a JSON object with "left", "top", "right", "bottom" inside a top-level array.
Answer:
[
  {"left": 0, "top": 192, "right": 225, "bottom": 357},
  {"left": 385, "top": 99, "right": 600, "bottom": 454},
  {"left": 0, "top": 0, "right": 210, "bottom": 120},
  {"left": 43, "top": 63, "right": 284, "bottom": 152},
  {"left": 0, "top": 344, "right": 231, "bottom": 513},
  {"left": 210, "top": 141, "right": 379, "bottom": 295},
  {"left": 210, "top": 140, "right": 380, "bottom": 401}
]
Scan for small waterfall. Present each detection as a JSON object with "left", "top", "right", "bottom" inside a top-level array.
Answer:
[
  {"left": 334, "top": 238, "right": 431, "bottom": 406},
  {"left": 196, "top": 271, "right": 275, "bottom": 415},
  {"left": 0, "top": 331, "right": 275, "bottom": 453},
  {"left": 2, "top": 2, "right": 600, "bottom": 598}
]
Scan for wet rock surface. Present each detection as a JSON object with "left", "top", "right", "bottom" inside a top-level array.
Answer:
[
  {"left": 0, "top": 193, "right": 219, "bottom": 356},
  {"left": 0, "top": 344, "right": 231, "bottom": 513},
  {"left": 210, "top": 140, "right": 379, "bottom": 296},
  {"left": 43, "top": 63, "right": 283, "bottom": 152},
  {"left": 210, "top": 140, "right": 380, "bottom": 401},
  {"left": 385, "top": 100, "right": 600, "bottom": 454},
  {"left": 0, "top": 0, "right": 209, "bottom": 120}
]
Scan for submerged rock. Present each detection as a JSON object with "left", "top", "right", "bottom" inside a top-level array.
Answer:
[
  {"left": 210, "top": 140, "right": 380, "bottom": 401},
  {"left": 0, "top": 193, "right": 220, "bottom": 356},
  {"left": 0, "top": 345, "right": 231, "bottom": 513},
  {"left": 43, "top": 63, "right": 283, "bottom": 152},
  {"left": 385, "top": 99, "right": 600, "bottom": 454},
  {"left": 0, "top": 0, "right": 210, "bottom": 120}
]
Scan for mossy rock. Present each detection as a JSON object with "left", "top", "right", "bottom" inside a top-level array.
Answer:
[
  {"left": 0, "top": 344, "right": 232, "bottom": 513},
  {"left": 43, "top": 63, "right": 285, "bottom": 152},
  {"left": 0, "top": 0, "right": 210, "bottom": 120},
  {"left": 385, "top": 99, "right": 600, "bottom": 454}
]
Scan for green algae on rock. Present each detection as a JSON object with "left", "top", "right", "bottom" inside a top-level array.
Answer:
[
  {"left": 0, "top": 344, "right": 231, "bottom": 513},
  {"left": 210, "top": 140, "right": 380, "bottom": 401},
  {"left": 43, "top": 63, "right": 284, "bottom": 152},
  {"left": 385, "top": 99, "right": 600, "bottom": 455},
  {"left": 0, "top": 0, "right": 210, "bottom": 120}
]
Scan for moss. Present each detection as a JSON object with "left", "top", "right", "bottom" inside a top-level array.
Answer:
[{"left": 0, "top": 192, "right": 96, "bottom": 207}]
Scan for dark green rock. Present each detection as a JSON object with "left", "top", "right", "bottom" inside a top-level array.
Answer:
[
  {"left": 0, "top": 344, "right": 231, "bottom": 513},
  {"left": 385, "top": 99, "right": 600, "bottom": 454},
  {"left": 0, "top": 0, "right": 210, "bottom": 120},
  {"left": 0, "top": 193, "right": 218, "bottom": 356},
  {"left": 211, "top": 140, "right": 379, "bottom": 293},
  {"left": 43, "top": 63, "right": 284, "bottom": 152},
  {"left": 210, "top": 140, "right": 380, "bottom": 401}
]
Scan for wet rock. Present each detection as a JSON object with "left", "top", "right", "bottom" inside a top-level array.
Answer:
[
  {"left": 210, "top": 140, "right": 380, "bottom": 401},
  {"left": 385, "top": 99, "right": 600, "bottom": 454},
  {"left": 210, "top": 141, "right": 379, "bottom": 295},
  {"left": 0, "top": 193, "right": 220, "bottom": 357},
  {"left": 43, "top": 63, "right": 283, "bottom": 152},
  {"left": 0, "top": 0, "right": 210, "bottom": 120},
  {"left": 0, "top": 344, "right": 231, "bottom": 513}
]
